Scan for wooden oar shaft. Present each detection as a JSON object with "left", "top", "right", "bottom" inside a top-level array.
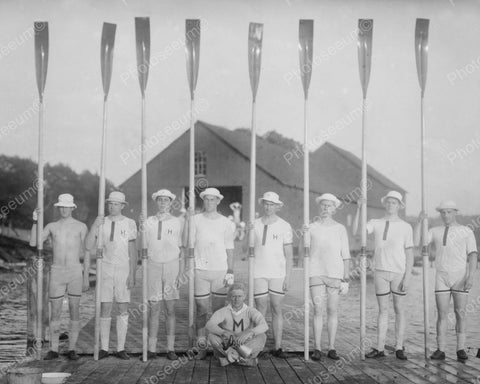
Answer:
[
  {"left": 248, "top": 100, "right": 256, "bottom": 307},
  {"left": 36, "top": 99, "right": 45, "bottom": 359},
  {"left": 188, "top": 96, "right": 196, "bottom": 347},
  {"left": 303, "top": 97, "right": 310, "bottom": 361},
  {"left": 94, "top": 98, "right": 108, "bottom": 360},
  {"left": 140, "top": 96, "right": 148, "bottom": 362},
  {"left": 360, "top": 97, "right": 368, "bottom": 360},
  {"left": 420, "top": 95, "right": 429, "bottom": 358}
]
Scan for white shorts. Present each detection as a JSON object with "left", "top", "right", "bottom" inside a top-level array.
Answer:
[
  {"left": 254, "top": 277, "right": 285, "bottom": 298},
  {"left": 194, "top": 269, "right": 227, "bottom": 299},
  {"left": 49, "top": 264, "right": 83, "bottom": 300},
  {"left": 374, "top": 270, "right": 405, "bottom": 297},
  {"left": 101, "top": 262, "right": 131, "bottom": 303},
  {"left": 435, "top": 269, "right": 468, "bottom": 294},
  {"left": 147, "top": 259, "right": 179, "bottom": 301}
]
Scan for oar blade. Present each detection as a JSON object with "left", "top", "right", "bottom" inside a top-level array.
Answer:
[
  {"left": 34, "top": 22, "right": 49, "bottom": 101},
  {"left": 357, "top": 19, "right": 373, "bottom": 98},
  {"left": 248, "top": 22, "right": 263, "bottom": 102},
  {"left": 101, "top": 22, "right": 116, "bottom": 99},
  {"left": 298, "top": 19, "right": 314, "bottom": 99},
  {"left": 135, "top": 17, "right": 150, "bottom": 96},
  {"left": 415, "top": 18, "right": 429, "bottom": 96},
  {"left": 186, "top": 19, "right": 201, "bottom": 99}
]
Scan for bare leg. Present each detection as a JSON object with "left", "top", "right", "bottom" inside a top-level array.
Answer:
[
  {"left": 310, "top": 286, "right": 324, "bottom": 350},
  {"left": 270, "top": 294, "right": 284, "bottom": 350},
  {"left": 117, "top": 302, "right": 129, "bottom": 352},
  {"left": 68, "top": 296, "right": 81, "bottom": 350},
  {"left": 435, "top": 293, "right": 451, "bottom": 351},
  {"left": 165, "top": 300, "right": 176, "bottom": 351},
  {"left": 392, "top": 294, "right": 405, "bottom": 350},
  {"left": 452, "top": 292, "right": 468, "bottom": 351},
  {"left": 376, "top": 295, "right": 389, "bottom": 351},
  {"left": 148, "top": 301, "right": 161, "bottom": 353},
  {"left": 100, "top": 302, "right": 113, "bottom": 351},
  {"left": 327, "top": 291, "right": 339, "bottom": 350},
  {"left": 49, "top": 299, "right": 63, "bottom": 352}
]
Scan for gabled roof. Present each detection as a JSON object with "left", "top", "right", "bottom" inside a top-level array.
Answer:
[{"left": 200, "top": 121, "right": 405, "bottom": 199}]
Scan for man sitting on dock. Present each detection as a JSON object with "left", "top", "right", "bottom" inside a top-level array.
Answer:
[
  {"left": 86, "top": 191, "right": 137, "bottom": 360},
  {"left": 206, "top": 283, "right": 268, "bottom": 366},
  {"left": 30, "top": 193, "right": 90, "bottom": 361},
  {"left": 416, "top": 201, "right": 478, "bottom": 361}
]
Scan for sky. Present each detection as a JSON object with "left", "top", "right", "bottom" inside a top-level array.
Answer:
[{"left": 0, "top": 0, "right": 479, "bottom": 215}]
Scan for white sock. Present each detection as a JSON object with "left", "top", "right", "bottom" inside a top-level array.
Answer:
[
  {"left": 167, "top": 335, "right": 175, "bottom": 351},
  {"left": 68, "top": 320, "right": 80, "bottom": 351},
  {"left": 100, "top": 317, "right": 111, "bottom": 351},
  {"left": 148, "top": 337, "right": 157, "bottom": 353},
  {"left": 116, "top": 314, "right": 129, "bottom": 352},
  {"left": 50, "top": 320, "right": 60, "bottom": 352},
  {"left": 457, "top": 333, "right": 466, "bottom": 351}
]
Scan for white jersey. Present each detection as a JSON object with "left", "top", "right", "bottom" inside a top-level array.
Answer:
[
  {"left": 367, "top": 218, "right": 413, "bottom": 274},
  {"left": 428, "top": 225, "right": 477, "bottom": 273},
  {"left": 102, "top": 216, "right": 137, "bottom": 266},
  {"left": 193, "top": 213, "right": 235, "bottom": 271},
  {"left": 253, "top": 217, "right": 293, "bottom": 279},
  {"left": 310, "top": 221, "right": 350, "bottom": 279},
  {"left": 145, "top": 214, "right": 183, "bottom": 263}
]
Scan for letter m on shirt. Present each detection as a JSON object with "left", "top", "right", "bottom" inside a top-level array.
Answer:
[{"left": 233, "top": 319, "right": 244, "bottom": 332}]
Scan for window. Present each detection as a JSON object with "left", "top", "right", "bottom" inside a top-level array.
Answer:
[{"left": 195, "top": 151, "right": 207, "bottom": 176}]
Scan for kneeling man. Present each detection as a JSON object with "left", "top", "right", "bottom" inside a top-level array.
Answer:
[{"left": 206, "top": 283, "right": 267, "bottom": 367}]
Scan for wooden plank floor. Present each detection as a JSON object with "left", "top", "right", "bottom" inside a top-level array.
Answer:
[{"left": 4, "top": 259, "right": 480, "bottom": 382}]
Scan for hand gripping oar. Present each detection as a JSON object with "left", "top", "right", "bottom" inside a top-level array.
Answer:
[
  {"left": 94, "top": 22, "right": 116, "bottom": 361},
  {"left": 415, "top": 18, "right": 430, "bottom": 359},
  {"left": 357, "top": 18, "right": 373, "bottom": 361},
  {"left": 185, "top": 19, "right": 200, "bottom": 347},
  {"left": 247, "top": 22, "right": 263, "bottom": 307},
  {"left": 34, "top": 21, "right": 49, "bottom": 360},
  {"left": 299, "top": 19, "right": 313, "bottom": 361},
  {"left": 135, "top": 16, "right": 150, "bottom": 362}
]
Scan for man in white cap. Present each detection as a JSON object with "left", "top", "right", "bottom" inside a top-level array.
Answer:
[
  {"left": 143, "top": 189, "right": 184, "bottom": 360},
  {"left": 188, "top": 187, "right": 235, "bottom": 359},
  {"left": 30, "top": 193, "right": 89, "bottom": 361},
  {"left": 252, "top": 191, "right": 293, "bottom": 358},
  {"left": 353, "top": 190, "right": 413, "bottom": 360},
  {"left": 86, "top": 191, "right": 137, "bottom": 360},
  {"left": 415, "top": 201, "right": 477, "bottom": 361},
  {"left": 206, "top": 283, "right": 268, "bottom": 367},
  {"left": 308, "top": 193, "right": 350, "bottom": 361}
]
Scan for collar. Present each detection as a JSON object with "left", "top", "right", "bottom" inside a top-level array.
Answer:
[{"left": 227, "top": 304, "right": 248, "bottom": 316}]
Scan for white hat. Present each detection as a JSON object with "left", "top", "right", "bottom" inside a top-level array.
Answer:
[
  {"left": 315, "top": 193, "right": 341, "bottom": 208},
  {"left": 106, "top": 191, "right": 128, "bottom": 205},
  {"left": 152, "top": 189, "right": 176, "bottom": 201},
  {"left": 54, "top": 193, "right": 77, "bottom": 208},
  {"left": 380, "top": 191, "right": 405, "bottom": 208},
  {"left": 258, "top": 192, "right": 283, "bottom": 206},
  {"left": 199, "top": 187, "right": 224, "bottom": 201},
  {"left": 436, "top": 200, "right": 458, "bottom": 212}
]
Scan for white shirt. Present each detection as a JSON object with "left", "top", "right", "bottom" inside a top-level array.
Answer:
[
  {"left": 193, "top": 213, "right": 235, "bottom": 271},
  {"left": 428, "top": 225, "right": 477, "bottom": 273},
  {"left": 145, "top": 214, "right": 183, "bottom": 263},
  {"left": 253, "top": 217, "right": 293, "bottom": 279},
  {"left": 310, "top": 221, "right": 350, "bottom": 279},
  {"left": 102, "top": 216, "right": 137, "bottom": 265},
  {"left": 367, "top": 218, "right": 413, "bottom": 274}
]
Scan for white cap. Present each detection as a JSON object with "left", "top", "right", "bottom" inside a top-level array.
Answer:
[
  {"left": 152, "top": 189, "right": 176, "bottom": 201},
  {"left": 381, "top": 191, "right": 405, "bottom": 208},
  {"left": 106, "top": 191, "right": 128, "bottom": 205},
  {"left": 258, "top": 191, "right": 283, "bottom": 206},
  {"left": 54, "top": 193, "right": 77, "bottom": 208},
  {"left": 436, "top": 200, "right": 458, "bottom": 212},
  {"left": 199, "top": 187, "right": 224, "bottom": 201},
  {"left": 315, "top": 193, "right": 341, "bottom": 208}
]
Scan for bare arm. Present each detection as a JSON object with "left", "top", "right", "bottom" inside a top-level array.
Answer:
[{"left": 29, "top": 220, "right": 51, "bottom": 247}]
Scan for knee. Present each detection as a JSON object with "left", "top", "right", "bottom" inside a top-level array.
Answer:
[
  {"left": 327, "top": 306, "right": 337, "bottom": 318},
  {"left": 270, "top": 303, "right": 283, "bottom": 317},
  {"left": 454, "top": 307, "right": 466, "bottom": 319},
  {"left": 313, "top": 303, "right": 322, "bottom": 316},
  {"left": 165, "top": 304, "right": 176, "bottom": 317}
]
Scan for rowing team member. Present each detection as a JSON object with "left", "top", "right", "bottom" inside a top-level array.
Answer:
[{"left": 31, "top": 189, "right": 477, "bottom": 363}]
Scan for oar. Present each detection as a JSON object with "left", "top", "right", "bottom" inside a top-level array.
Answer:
[
  {"left": 135, "top": 16, "right": 150, "bottom": 362},
  {"left": 94, "top": 22, "right": 116, "bottom": 361},
  {"left": 186, "top": 19, "right": 200, "bottom": 347},
  {"left": 357, "top": 18, "right": 373, "bottom": 361},
  {"left": 247, "top": 22, "right": 263, "bottom": 307},
  {"left": 415, "top": 18, "right": 430, "bottom": 359},
  {"left": 299, "top": 19, "right": 313, "bottom": 361},
  {"left": 34, "top": 21, "right": 48, "bottom": 360}
]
